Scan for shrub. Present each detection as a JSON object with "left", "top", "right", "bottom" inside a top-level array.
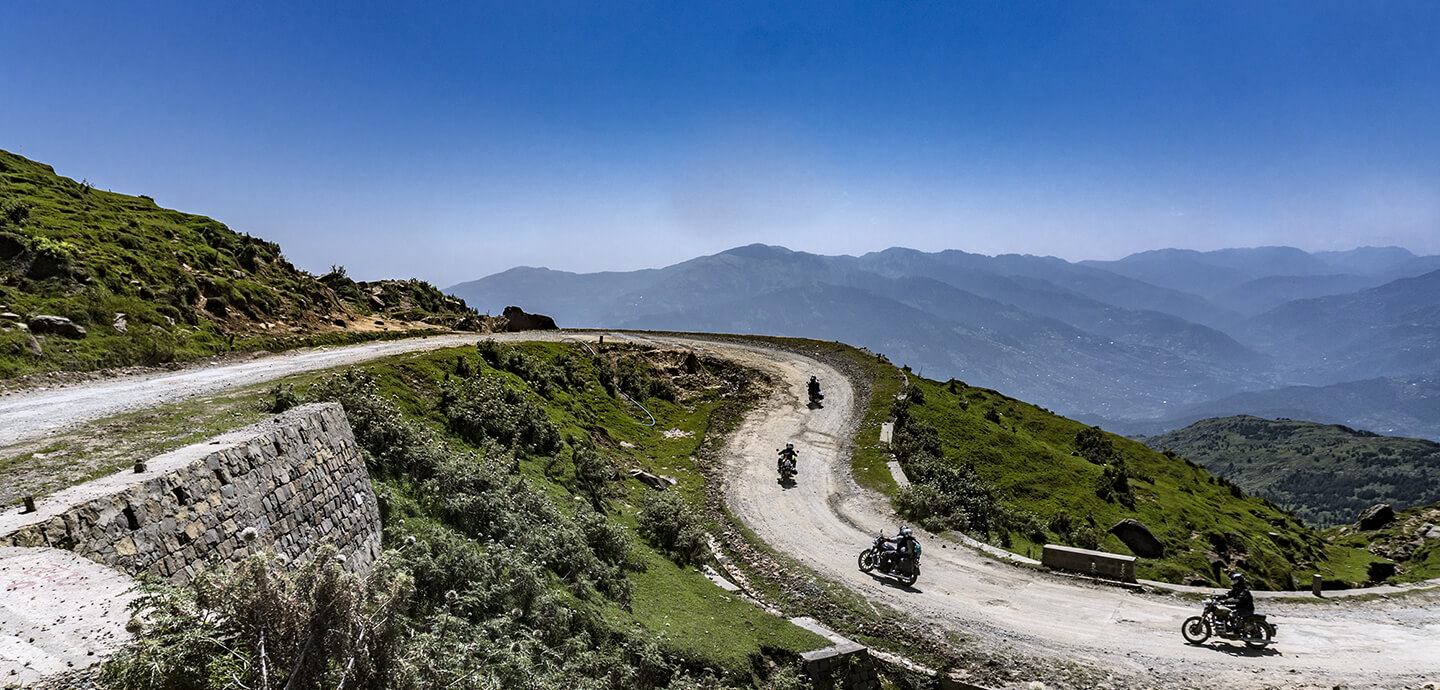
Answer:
[
  {"left": 30, "top": 235, "right": 77, "bottom": 263},
  {"left": 101, "top": 550, "right": 412, "bottom": 690},
  {"left": 309, "top": 371, "right": 451, "bottom": 479},
  {"left": 906, "top": 385, "right": 925, "bottom": 405},
  {"left": 637, "top": 491, "right": 709, "bottom": 565},
  {"left": 891, "top": 419, "right": 942, "bottom": 463},
  {"left": 0, "top": 198, "right": 30, "bottom": 227},
  {"left": 896, "top": 456, "right": 998, "bottom": 535},
  {"left": 1096, "top": 462, "right": 1134, "bottom": 506},
  {"left": 1075, "top": 426, "right": 1118, "bottom": 464},
  {"left": 440, "top": 375, "right": 561, "bottom": 455},
  {"left": 263, "top": 383, "right": 299, "bottom": 413},
  {"left": 571, "top": 440, "right": 614, "bottom": 509},
  {"left": 1069, "top": 525, "right": 1101, "bottom": 550},
  {"left": 594, "top": 355, "right": 617, "bottom": 396}
]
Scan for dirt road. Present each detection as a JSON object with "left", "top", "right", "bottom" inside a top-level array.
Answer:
[
  {"left": 3, "top": 333, "right": 1437, "bottom": 689},
  {"left": 704, "top": 340, "right": 1440, "bottom": 690},
  {"left": 0, "top": 333, "right": 571, "bottom": 447}
]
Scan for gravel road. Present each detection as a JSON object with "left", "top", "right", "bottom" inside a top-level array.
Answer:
[
  {"left": 700, "top": 339, "right": 1440, "bottom": 690},
  {"left": 2, "top": 333, "right": 1436, "bottom": 689}
]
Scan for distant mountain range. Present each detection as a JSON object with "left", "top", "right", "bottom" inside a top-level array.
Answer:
[{"left": 449, "top": 244, "right": 1440, "bottom": 440}]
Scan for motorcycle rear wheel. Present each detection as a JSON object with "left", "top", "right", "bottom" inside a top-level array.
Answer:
[
  {"left": 858, "top": 548, "right": 877, "bottom": 573},
  {"left": 1181, "top": 616, "right": 1210, "bottom": 644},
  {"left": 1241, "top": 619, "right": 1275, "bottom": 648},
  {"left": 896, "top": 564, "right": 919, "bottom": 586}
]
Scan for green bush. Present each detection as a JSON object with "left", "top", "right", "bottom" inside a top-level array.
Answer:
[
  {"left": 263, "top": 383, "right": 299, "bottom": 413},
  {"left": 440, "top": 375, "right": 562, "bottom": 455},
  {"left": 0, "top": 198, "right": 30, "bottom": 227},
  {"left": 637, "top": 491, "right": 709, "bottom": 565},
  {"left": 102, "top": 550, "right": 412, "bottom": 690}
]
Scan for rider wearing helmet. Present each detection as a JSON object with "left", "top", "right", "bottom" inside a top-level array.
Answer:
[
  {"left": 777, "top": 442, "right": 799, "bottom": 472},
  {"left": 808, "top": 376, "right": 821, "bottom": 398},
  {"left": 1218, "top": 572, "right": 1254, "bottom": 622},
  {"left": 886, "top": 525, "right": 919, "bottom": 560}
]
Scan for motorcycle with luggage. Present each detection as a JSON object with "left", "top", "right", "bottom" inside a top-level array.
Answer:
[{"left": 857, "top": 533, "right": 921, "bottom": 586}]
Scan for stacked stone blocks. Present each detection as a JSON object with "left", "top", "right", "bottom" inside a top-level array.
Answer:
[
  {"left": 801, "top": 643, "right": 880, "bottom": 690},
  {"left": 0, "top": 403, "right": 382, "bottom": 583}
]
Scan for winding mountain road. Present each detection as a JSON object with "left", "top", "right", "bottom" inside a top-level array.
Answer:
[
  {"left": 2, "top": 333, "right": 1437, "bottom": 689},
  {"left": 705, "top": 340, "right": 1439, "bottom": 690}
]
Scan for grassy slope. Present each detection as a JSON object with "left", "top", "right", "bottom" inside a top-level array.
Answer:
[
  {"left": 12, "top": 340, "right": 826, "bottom": 681},
  {"left": 1140, "top": 415, "right": 1440, "bottom": 527},
  {"left": 892, "top": 374, "right": 1421, "bottom": 588},
  {"left": 367, "top": 342, "right": 828, "bottom": 674},
  {"left": 0, "top": 149, "right": 482, "bottom": 378}
]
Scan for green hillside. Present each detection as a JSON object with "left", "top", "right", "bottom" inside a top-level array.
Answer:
[
  {"left": 1141, "top": 415, "right": 1440, "bottom": 527},
  {"left": 99, "top": 339, "right": 827, "bottom": 689},
  {"left": 0, "top": 149, "right": 487, "bottom": 379},
  {"left": 881, "top": 374, "right": 1422, "bottom": 589}
]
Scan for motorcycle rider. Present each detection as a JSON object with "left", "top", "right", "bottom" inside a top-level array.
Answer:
[
  {"left": 807, "top": 375, "right": 821, "bottom": 399},
  {"left": 885, "top": 525, "right": 920, "bottom": 563},
  {"left": 777, "top": 442, "right": 799, "bottom": 473},
  {"left": 1216, "top": 572, "right": 1254, "bottom": 627}
]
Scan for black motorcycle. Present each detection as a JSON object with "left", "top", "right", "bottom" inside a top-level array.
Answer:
[
  {"left": 777, "top": 452, "right": 797, "bottom": 483},
  {"left": 857, "top": 535, "right": 920, "bottom": 586},
  {"left": 1181, "top": 597, "right": 1277, "bottom": 649},
  {"left": 807, "top": 387, "right": 824, "bottom": 408}
]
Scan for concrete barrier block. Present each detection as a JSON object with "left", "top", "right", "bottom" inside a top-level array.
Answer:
[{"left": 1042, "top": 544, "right": 1136, "bottom": 582}]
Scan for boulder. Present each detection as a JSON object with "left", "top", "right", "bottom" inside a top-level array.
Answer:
[
  {"left": 7, "top": 333, "right": 42, "bottom": 356},
  {"left": 1108, "top": 518, "right": 1165, "bottom": 558},
  {"left": 502, "top": 306, "right": 558, "bottom": 332},
  {"left": 28, "top": 314, "right": 87, "bottom": 338},
  {"left": 113, "top": 312, "right": 128, "bottom": 333},
  {"left": 629, "top": 469, "right": 677, "bottom": 491},
  {"left": 1358, "top": 504, "right": 1396, "bottom": 531}
]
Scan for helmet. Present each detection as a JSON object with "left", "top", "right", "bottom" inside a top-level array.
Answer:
[
  {"left": 810, "top": 375, "right": 817, "bottom": 381},
  {"left": 1230, "top": 572, "right": 1245, "bottom": 584},
  {"left": 899, "top": 526, "right": 912, "bottom": 537},
  {"left": 785, "top": 442, "right": 794, "bottom": 449}
]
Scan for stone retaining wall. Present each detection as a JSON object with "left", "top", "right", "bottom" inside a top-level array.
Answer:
[{"left": 0, "top": 403, "right": 381, "bottom": 583}]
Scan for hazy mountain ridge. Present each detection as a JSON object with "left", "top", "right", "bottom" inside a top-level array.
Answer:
[{"left": 453, "top": 243, "right": 1440, "bottom": 439}]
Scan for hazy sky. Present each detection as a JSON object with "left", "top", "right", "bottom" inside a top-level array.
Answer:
[{"left": 4, "top": 2, "right": 1438, "bottom": 287}]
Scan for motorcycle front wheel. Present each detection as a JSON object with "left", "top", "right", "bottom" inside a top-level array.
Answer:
[
  {"left": 858, "top": 548, "right": 877, "bottom": 573},
  {"left": 1241, "top": 619, "right": 1275, "bottom": 648},
  {"left": 1181, "top": 616, "right": 1211, "bottom": 644}
]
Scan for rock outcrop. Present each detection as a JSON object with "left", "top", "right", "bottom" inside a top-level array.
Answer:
[
  {"left": 1109, "top": 518, "right": 1165, "bottom": 558},
  {"left": 1358, "top": 503, "right": 1396, "bottom": 531},
  {"left": 27, "top": 314, "right": 86, "bottom": 338},
  {"left": 502, "top": 305, "right": 558, "bottom": 331}
]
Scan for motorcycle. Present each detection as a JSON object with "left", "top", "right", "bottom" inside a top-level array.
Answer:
[
  {"left": 807, "top": 387, "right": 824, "bottom": 408},
  {"left": 777, "top": 452, "right": 797, "bottom": 483},
  {"left": 857, "top": 534, "right": 920, "bottom": 586},
  {"left": 1181, "top": 597, "right": 1277, "bottom": 648}
]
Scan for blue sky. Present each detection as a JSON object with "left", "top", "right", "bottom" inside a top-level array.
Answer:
[{"left": 3, "top": 1, "right": 1438, "bottom": 287}]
